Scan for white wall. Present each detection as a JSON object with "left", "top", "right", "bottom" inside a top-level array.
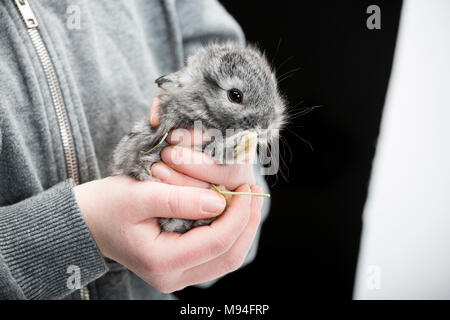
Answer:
[{"left": 354, "top": 0, "right": 450, "bottom": 299}]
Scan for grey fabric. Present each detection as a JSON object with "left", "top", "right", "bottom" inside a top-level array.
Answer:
[
  {"left": 0, "top": 180, "right": 106, "bottom": 299},
  {"left": 0, "top": 252, "right": 25, "bottom": 299},
  {"left": 0, "top": 0, "right": 268, "bottom": 300}
]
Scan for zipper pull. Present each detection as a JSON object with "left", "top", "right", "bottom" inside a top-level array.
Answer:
[{"left": 14, "top": 0, "right": 38, "bottom": 29}]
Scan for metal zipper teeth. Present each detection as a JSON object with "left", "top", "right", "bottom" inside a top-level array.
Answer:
[
  {"left": 14, "top": 0, "right": 88, "bottom": 300},
  {"left": 27, "top": 29, "right": 80, "bottom": 185}
]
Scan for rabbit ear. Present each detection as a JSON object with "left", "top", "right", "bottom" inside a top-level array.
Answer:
[
  {"left": 155, "top": 68, "right": 188, "bottom": 89},
  {"left": 155, "top": 75, "right": 171, "bottom": 88}
]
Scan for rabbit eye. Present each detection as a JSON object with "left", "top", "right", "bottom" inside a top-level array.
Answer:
[{"left": 227, "top": 88, "right": 243, "bottom": 104}]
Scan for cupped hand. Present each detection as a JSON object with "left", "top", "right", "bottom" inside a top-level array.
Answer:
[
  {"left": 73, "top": 96, "right": 265, "bottom": 293},
  {"left": 74, "top": 176, "right": 262, "bottom": 293}
]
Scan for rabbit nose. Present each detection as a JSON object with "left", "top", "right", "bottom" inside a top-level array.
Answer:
[{"left": 242, "top": 117, "right": 258, "bottom": 129}]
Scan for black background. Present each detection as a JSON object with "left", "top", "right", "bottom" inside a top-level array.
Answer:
[{"left": 177, "top": 0, "right": 403, "bottom": 301}]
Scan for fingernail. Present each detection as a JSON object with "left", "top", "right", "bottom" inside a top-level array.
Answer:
[
  {"left": 151, "top": 163, "right": 171, "bottom": 181},
  {"left": 201, "top": 193, "right": 226, "bottom": 214},
  {"left": 150, "top": 101, "right": 160, "bottom": 127},
  {"left": 252, "top": 185, "right": 263, "bottom": 194},
  {"left": 150, "top": 114, "right": 160, "bottom": 127}
]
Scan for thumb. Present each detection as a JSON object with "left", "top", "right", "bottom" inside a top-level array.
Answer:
[
  {"left": 150, "top": 97, "right": 161, "bottom": 127},
  {"left": 139, "top": 182, "right": 226, "bottom": 220}
]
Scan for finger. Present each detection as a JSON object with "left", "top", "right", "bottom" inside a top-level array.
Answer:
[
  {"left": 180, "top": 185, "right": 263, "bottom": 286},
  {"left": 253, "top": 185, "right": 264, "bottom": 208},
  {"left": 151, "top": 162, "right": 210, "bottom": 189},
  {"left": 167, "top": 128, "right": 213, "bottom": 147},
  {"left": 161, "top": 146, "right": 255, "bottom": 190},
  {"left": 150, "top": 97, "right": 161, "bottom": 127},
  {"left": 249, "top": 185, "right": 264, "bottom": 218},
  {"left": 151, "top": 184, "right": 253, "bottom": 271},
  {"left": 167, "top": 130, "right": 258, "bottom": 163},
  {"left": 135, "top": 181, "right": 226, "bottom": 221}
]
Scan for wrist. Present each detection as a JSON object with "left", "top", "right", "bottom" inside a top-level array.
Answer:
[{"left": 74, "top": 179, "right": 108, "bottom": 257}]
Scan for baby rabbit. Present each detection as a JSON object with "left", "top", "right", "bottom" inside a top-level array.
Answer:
[{"left": 110, "top": 42, "right": 286, "bottom": 233}]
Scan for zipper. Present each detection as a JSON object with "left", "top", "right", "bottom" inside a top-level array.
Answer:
[{"left": 13, "top": 0, "right": 89, "bottom": 300}]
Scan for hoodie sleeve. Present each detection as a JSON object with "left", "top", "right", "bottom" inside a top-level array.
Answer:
[
  {"left": 0, "top": 179, "right": 107, "bottom": 299},
  {"left": 174, "top": 0, "right": 246, "bottom": 58}
]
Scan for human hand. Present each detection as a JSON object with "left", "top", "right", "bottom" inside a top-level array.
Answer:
[
  {"left": 74, "top": 175, "right": 263, "bottom": 293},
  {"left": 149, "top": 96, "right": 257, "bottom": 190}
]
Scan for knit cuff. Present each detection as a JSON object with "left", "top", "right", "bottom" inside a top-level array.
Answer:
[{"left": 0, "top": 179, "right": 107, "bottom": 299}]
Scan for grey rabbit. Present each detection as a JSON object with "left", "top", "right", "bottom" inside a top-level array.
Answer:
[{"left": 110, "top": 42, "right": 286, "bottom": 233}]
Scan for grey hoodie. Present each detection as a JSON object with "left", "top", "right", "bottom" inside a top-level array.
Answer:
[{"left": 0, "top": 0, "right": 269, "bottom": 300}]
